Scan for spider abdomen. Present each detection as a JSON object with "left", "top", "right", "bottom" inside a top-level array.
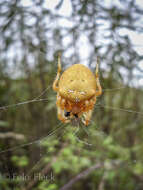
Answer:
[{"left": 59, "top": 64, "right": 96, "bottom": 102}]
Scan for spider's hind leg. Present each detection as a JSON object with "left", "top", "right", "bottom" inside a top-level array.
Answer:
[{"left": 95, "top": 57, "right": 102, "bottom": 97}]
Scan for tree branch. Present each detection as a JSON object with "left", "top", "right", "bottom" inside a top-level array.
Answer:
[
  {"left": 59, "top": 162, "right": 103, "bottom": 190},
  {"left": 0, "top": 132, "right": 25, "bottom": 140}
]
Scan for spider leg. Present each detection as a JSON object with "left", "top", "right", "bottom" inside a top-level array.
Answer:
[
  {"left": 91, "top": 96, "right": 97, "bottom": 107},
  {"left": 84, "top": 98, "right": 95, "bottom": 112},
  {"left": 82, "top": 109, "right": 93, "bottom": 126},
  {"left": 57, "top": 106, "right": 70, "bottom": 123},
  {"left": 61, "top": 98, "right": 66, "bottom": 110},
  {"left": 53, "top": 53, "right": 62, "bottom": 92},
  {"left": 95, "top": 57, "right": 102, "bottom": 96},
  {"left": 57, "top": 95, "right": 70, "bottom": 123}
]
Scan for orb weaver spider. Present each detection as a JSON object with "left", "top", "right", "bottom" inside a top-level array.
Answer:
[{"left": 53, "top": 54, "right": 102, "bottom": 126}]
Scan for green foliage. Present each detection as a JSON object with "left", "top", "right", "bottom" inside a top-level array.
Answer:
[
  {"left": 11, "top": 155, "right": 29, "bottom": 167},
  {"left": 38, "top": 181, "right": 58, "bottom": 190},
  {"left": 0, "top": 120, "right": 9, "bottom": 127}
]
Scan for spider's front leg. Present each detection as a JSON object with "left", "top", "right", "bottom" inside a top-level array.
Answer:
[
  {"left": 82, "top": 109, "right": 93, "bottom": 126},
  {"left": 81, "top": 97, "right": 96, "bottom": 125},
  {"left": 53, "top": 53, "right": 62, "bottom": 92},
  {"left": 56, "top": 95, "right": 70, "bottom": 123}
]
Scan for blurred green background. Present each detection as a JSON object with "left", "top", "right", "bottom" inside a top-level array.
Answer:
[{"left": 0, "top": 0, "right": 143, "bottom": 189}]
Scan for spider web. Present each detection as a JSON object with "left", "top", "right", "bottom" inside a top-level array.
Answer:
[
  {"left": 0, "top": 84, "right": 142, "bottom": 147},
  {"left": 0, "top": 75, "right": 143, "bottom": 189}
]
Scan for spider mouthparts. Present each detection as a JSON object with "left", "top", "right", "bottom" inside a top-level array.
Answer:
[{"left": 74, "top": 114, "right": 78, "bottom": 118}]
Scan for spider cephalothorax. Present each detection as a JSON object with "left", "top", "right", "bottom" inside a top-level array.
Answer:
[{"left": 53, "top": 54, "right": 102, "bottom": 126}]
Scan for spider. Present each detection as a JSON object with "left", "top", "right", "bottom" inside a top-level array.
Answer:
[{"left": 53, "top": 54, "right": 102, "bottom": 126}]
